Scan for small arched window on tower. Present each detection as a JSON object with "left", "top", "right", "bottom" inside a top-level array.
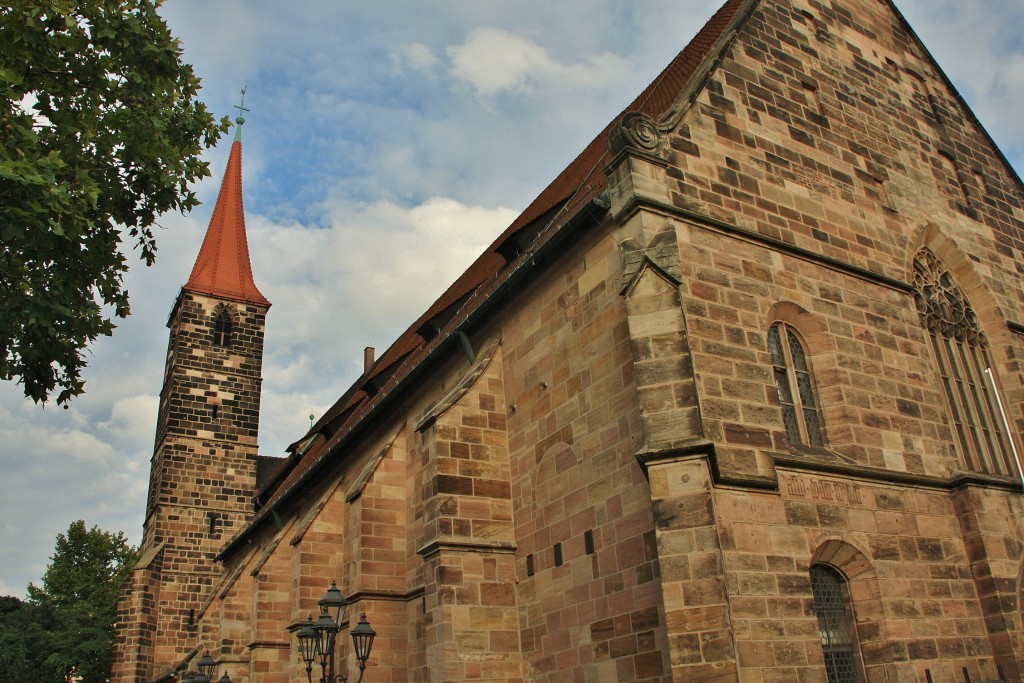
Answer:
[
  {"left": 810, "top": 564, "right": 862, "bottom": 683},
  {"left": 913, "top": 249, "right": 1013, "bottom": 475},
  {"left": 768, "top": 322, "right": 824, "bottom": 446},
  {"left": 213, "top": 307, "right": 234, "bottom": 348}
]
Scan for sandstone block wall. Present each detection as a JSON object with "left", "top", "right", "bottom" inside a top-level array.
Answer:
[
  {"left": 114, "top": 291, "right": 267, "bottom": 681},
  {"left": 118, "top": 1, "right": 1024, "bottom": 682}
]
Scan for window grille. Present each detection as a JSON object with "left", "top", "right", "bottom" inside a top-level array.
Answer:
[
  {"left": 810, "top": 564, "right": 861, "bottom": 683},
  {"left": 768, "top": 322, "right": 824, "bottom": 446},
  {"left": 913, "top": 249, "right": 1013, "bottom": 475},
  {"left": 213, "top": 308, "right": 234, "bottom": 348}
]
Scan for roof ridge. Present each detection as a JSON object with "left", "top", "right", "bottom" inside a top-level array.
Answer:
[{"left": 224, "top": 0, "right": 756, "bottom": 554}]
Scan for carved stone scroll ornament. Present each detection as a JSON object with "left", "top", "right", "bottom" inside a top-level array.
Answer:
[{"left": 608, "top": 111, "right": 664, "bottom": 157}]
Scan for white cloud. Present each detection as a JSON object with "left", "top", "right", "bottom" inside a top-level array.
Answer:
[
  {"left": 0, "top": 396, "right": 151, "bottom": 596},
  {"left": 449, "top": 28, "right": 554, "bottom": 96},
  {"left": 390, "top": 43, "right": 442, "bottom": 75},
  {"left": 448, "top": 27, "right": 630, "bottom": 98},
  {"left": 247, "top": 196, "right": 517, "bottom": 454},
  {"left": 323, "top": 196, "right": 516, "bottom": 320}
]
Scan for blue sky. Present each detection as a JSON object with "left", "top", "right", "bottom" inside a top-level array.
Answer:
[{"left": 0, "top": 0, "right": 1022, "bottom": 597}]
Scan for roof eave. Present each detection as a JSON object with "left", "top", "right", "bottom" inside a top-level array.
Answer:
[{"left": 217, "top": 193, "right": 611, "bottom": 560}]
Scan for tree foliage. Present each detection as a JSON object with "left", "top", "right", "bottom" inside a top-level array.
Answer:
[
  {"left": 0, "top": 520, "right": 138, "bottom": 683},
  {"left": 0, "top": 0, "right": 228, "bottom": 404}
]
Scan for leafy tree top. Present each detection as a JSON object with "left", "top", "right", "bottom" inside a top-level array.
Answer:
[
  {"left": 0, "top": 520, "right": 138, "bottom": 683},
  {"left": 28, "top": 520, "right": 138, "bottom": 613},
  {"left": 0, "top": 0, "right": 229, "bottom": 403}
]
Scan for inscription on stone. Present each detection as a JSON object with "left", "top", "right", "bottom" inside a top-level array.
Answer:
[{"left": 782, "top": 474, "right": 861, "bottom": 505}]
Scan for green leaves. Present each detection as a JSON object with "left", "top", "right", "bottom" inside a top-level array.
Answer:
[
  {"left": 0, "top": 521, "right": 138, "bottom": 683},
  {"left": 0, "top": 0, "right": 230, "bottom": 404}
]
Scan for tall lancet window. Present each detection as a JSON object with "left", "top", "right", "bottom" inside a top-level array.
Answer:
[
  {"left": 213, "top": 307, "right": 234, "bottom": 348},
  {"left": 913, "top": 249, "right": 1013, "bottom": 475},
  {"left": 810, "top": 564, "right": 862, "bottom": 683},
  {"left": 769, "top": 322, "right": 824, "bottom": 446}
]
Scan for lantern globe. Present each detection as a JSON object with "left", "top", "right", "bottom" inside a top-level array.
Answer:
[
  {"left": 350, "top": 612, "right": 376, "bottom": 666},
  {"left": 319, "top": 580, "right": 348, "bottom": 625},
  {"left": 297, "top": 616, "right": 318, "bottom": 666},
  {"left": 197, "top": 653, "right": 217, "bottom": 682},
  {"left": 313, "top": 606, "right": 339, "bottom": 661}
]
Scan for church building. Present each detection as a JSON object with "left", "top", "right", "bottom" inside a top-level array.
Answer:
[{"left": 113, "top": 0, "right": 1024, "bottom": 681}]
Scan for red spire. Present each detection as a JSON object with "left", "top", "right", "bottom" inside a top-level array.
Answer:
[{"left": 183, "top": 137, "right": 270, "bottom": 306}]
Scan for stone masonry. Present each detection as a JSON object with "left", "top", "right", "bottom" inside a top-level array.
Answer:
[{"left": 114, "top": 1, "right": 1024, "bottom": 681}]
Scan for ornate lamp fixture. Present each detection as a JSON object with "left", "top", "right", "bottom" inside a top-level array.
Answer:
[
  {"left": 182, "top": 652, "right": 230, "bottom": 683},
  {"left": 294, "top": 581, "right": 376, "bottom": 683},
  {"left": 349, "top": 613, "right": 376, "bottom": 682},
  {"left": 197, "top": 653, "right": 217, "bottom": 682}
]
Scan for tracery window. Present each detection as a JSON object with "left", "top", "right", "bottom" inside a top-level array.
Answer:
[
  {"left": 768, "top": 322, "right": 824, "bottom": 446},
  {"left": 810, "top": 564, "right": 862, "bottom": 683},
  {"left": 213, "top": 307, "right": 234, "bottom": 348},
  {"left": 913, "top": 249, "right": 1013, "bottom": 475}
]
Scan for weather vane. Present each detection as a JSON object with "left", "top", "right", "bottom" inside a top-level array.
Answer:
[
  {"left": 232, "top": 86, "right": 250, "bottom": 141},
  {"left": 234, "top": 85, "right": 250, "bottom": 125}
]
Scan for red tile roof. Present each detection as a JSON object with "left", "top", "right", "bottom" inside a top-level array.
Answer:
[
  {"left": 223, "top": 0, "right": 754, "bottom": 555},
  {"left": 309, "top": 0, "right": 751, "bottom": 440},
  {"left": 184, "top": 139, "right": 271, "bottom": 307}
]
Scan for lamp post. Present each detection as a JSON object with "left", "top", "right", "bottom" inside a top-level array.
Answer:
[{"left": 294, "top": 581, "right": 376, "bottom": 683}]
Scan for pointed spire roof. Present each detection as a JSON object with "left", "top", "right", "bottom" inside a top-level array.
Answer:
[{"left": 183, "top": 121, "right": 270, "bottom": 307}]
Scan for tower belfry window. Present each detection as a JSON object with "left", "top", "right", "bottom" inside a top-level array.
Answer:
[
  {"left": 913, "top": 249, "right": 1013, "bottom": 475},
  {"left": 768, "top": 322, "right": 824, "bottom": 446},
  {"left": 213, "top": 308, "right": 234, "bottom": 348}
]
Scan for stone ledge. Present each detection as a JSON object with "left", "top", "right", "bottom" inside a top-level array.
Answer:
[
  {"left": 246, "top": 641, "right": 288, "bottom": 650},
  {"left": 774, "top": 452, "right": 1022, "bottom": 492},
  {"left": 416, "top": 536, "right": 517, "bottom": 558},
  {"left": 636, "top": 440, "right": 777, "bottom": 491}
]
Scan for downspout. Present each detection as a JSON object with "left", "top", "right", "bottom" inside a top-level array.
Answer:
[{"left": 985, "top": 367, "right": 1024, "bottom": 491}]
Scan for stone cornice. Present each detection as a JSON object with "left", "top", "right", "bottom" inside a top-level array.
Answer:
[
  {"left": 416, "top": 536, "right": 517, "bottom": 559},
  {"left": 345, "top": 586, "right": 425, "bottom": 604},
  {"left": 636, "top": 440, "right": 1022, "bottom": 494}
]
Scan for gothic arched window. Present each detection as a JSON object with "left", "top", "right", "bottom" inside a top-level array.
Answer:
[
  {"left": 768, "top": 322, "right": 824, "bottom": 446},
  {"left": 213, "top": 307, "right": 234, "bottom": 348},
  {"left": 810, "top": 564, "right": 862, "bottom": 683},
  {"left": 913, "top": 249, "right": 1013, "bottom": 475}
]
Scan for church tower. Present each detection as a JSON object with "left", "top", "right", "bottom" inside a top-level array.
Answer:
[{"left": 112, "top": 111, "right": 270, "bottom": 682}]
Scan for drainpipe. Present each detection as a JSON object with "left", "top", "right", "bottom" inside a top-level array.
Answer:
[{"left": 985, "top": 367, "right": 1024, "bottom": 491}]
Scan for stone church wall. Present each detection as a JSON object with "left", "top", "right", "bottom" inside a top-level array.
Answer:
[
  {"left": 116, "top": 0, "right": 1024, "bottom": 681},
  {"left": 642, "top": 0, "right": 1024, "bottom": 679}
]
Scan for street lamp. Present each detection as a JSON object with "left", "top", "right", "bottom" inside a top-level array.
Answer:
[
  {"left": 319, "top": 580, "right": 346, "bottom": 624},
  {"left": 197, "top": 653, "right": 217, "bottom": 682},
  {"left": 349, "top": 613, "right": 375, "bottom": 682},
  {"left": 294, "top": 582, "right": 376, "bottom": 683},
  {"left": 182, "top": 652, "right": 230, "bottom": 683},
  {"left": 297, "top": 616, "right": 318, "bottom": 683}
]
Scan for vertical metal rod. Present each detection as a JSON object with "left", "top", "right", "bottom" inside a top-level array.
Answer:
[
  {"left": 985, "top": 368, "right": 1024, "bottom": 491},
  {"left": 456, "top": 330, "right": 475, "bottom": 364}
]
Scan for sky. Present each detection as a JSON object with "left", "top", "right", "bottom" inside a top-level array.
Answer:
[{"left": 1, "top": 0, "right": 1022, "bottom": 598}]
